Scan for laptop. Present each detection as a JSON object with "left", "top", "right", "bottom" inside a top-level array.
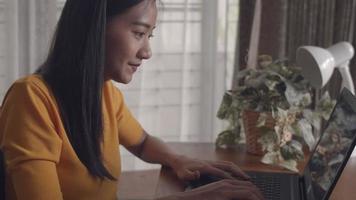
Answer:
[{"left": 245, "top": 88, "right": 356, "bottom": 200}]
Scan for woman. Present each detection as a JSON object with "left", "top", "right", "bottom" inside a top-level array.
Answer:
[{"left": 0, "top": 0, "right": 263, "bottom": 199}]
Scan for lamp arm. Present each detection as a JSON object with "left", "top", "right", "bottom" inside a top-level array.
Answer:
[{"left": 338, "top": 62, "right": 355, "bottom": 95}]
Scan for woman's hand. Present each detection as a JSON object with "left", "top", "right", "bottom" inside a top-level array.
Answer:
[
  {"left": 157, "top": 179, "right": 264, "bottom": 200},
  {"left": 159, "top": 156, "right": 264, "bottom": 200},
  {"left": 170, "top": 155, "right": 250, "bottom": 181}
]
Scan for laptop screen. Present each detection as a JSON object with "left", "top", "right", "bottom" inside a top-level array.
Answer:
[{"left": 306, "top": 88, "right": 356, "bottom": 200}]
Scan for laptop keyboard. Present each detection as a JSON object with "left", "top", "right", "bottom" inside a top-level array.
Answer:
[
  {"left": 248, "top": 173, "right": 282, "bottom": 200},
  {"left": 185, "top": 172, "right": 283, "bottom": 200}
]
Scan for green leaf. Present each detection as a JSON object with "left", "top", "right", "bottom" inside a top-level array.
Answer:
[
  {"left": 215, "top": 130, "right": 240, "bottom": 148},
  {"left": 277, "top": 107, "right": 288, "bottom": 119},
  {"left": 261, "top": 151, "right": 280, "bottom": 165},
  {"left": 217, "top": 92, "right": 233, "bottom": 119},
  {"left": 280, "top": 141, "right": 304, "bottom": 160},
  {"left": 279, "top": 159, "right": 298, "bottom": 172},
  {"left": 258, "top": 131, "right": 278, "bottom": 152},
  {"left": 315, "top": 92, "right": 336, "bottom": 120},
  {"left": 256, "top": 113, "right": 268, "bottom": 127},
  {"left": 285, "top": 82, "right": 311, "bottom": 107},
  {"left": 297, "top": 119, "right": 315, "bottom": 150}
]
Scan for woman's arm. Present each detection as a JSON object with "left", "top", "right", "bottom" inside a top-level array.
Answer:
[
  {"left": 0, "top": 81, "right": 63, "bottom": 200},
  {"left": 126, "top": 130, "right": 181, "bottom": 169},
  {"left": 126, "top": 130, "right": 250, "bottom": 180},
  {"left": 10, "top": 161, "right": 63, "bottom": 200},
  {"left": 126, "top": 131, "right": 264, "bottom": 200}
]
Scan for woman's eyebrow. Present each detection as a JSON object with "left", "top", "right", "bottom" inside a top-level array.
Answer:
[{"left": 132, "top": 21, "right": 156, "bottom": 30}]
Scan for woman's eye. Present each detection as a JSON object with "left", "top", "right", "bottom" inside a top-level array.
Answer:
[{"left": 134, "top": 31, "right": 145, "bottom": 39}]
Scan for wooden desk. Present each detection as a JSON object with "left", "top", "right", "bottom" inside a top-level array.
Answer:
[
  {"left": 118, "top": 170, "right": 160, "bottom": 200},
  {"left": 118, "top": 142, "right": 356, "bottom": 200}
]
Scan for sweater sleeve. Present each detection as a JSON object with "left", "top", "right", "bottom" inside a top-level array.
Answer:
[{"left": 0, "top": 81, "right": 63, "bottom": 200}]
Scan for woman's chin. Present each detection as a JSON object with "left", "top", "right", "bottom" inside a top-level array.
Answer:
[{"left": 115, "top": 76, "right": 133, "bottom": 84}]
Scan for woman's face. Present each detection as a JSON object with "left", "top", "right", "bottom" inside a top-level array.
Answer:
[{"left": 105, "top": 0, "right": 157, "bottom": 83}]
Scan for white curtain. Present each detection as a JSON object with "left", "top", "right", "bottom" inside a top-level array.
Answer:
[
  {"left": 0, "top": 0, "right": 56, "bottom": 100},
  {"left": 0, "top": 0, "right": 239, "bottom": 171}
]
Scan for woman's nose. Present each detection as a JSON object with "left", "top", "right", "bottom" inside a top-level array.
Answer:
[{"left": 138, "top": 40, "right": 152, "bottom": 60}]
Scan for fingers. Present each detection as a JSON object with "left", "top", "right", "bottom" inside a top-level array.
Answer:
[
  {"left": 178, "top": 168, "right": 200, "bottom": 181},
  {"left": 193, "top": 179, "right": 264, "bottom": 200},
  {"left": 209, "top": 160, "right": 250, "bottom": 180},
  {"left": 218, "top": 180, "right": 264, "bottom": 200},
  {"left": 202, "top": 166, "right": 235, "bottom": 179},
  {"left": 220, "top": 179, "right": 264, "bottom": 200},
  {"left": 173, "top": 158, "right": 249, "bottom": 182}
]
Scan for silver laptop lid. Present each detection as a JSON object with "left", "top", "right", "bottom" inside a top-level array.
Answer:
[{"left": 304, "top": 88, "right": 356, "bottom": 200}]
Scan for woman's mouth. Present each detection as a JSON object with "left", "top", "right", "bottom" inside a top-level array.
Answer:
[{"left": 128, "top": 63, "right": 141, "bottom": 73}]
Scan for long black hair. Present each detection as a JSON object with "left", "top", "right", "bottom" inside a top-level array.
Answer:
[{"left": 36, "top": 0, "right": 145, "bottom": 180}]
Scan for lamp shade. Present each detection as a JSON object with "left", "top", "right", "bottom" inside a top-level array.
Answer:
[{"left": 296, "top": 42, "right": 354, "bottom": 89}]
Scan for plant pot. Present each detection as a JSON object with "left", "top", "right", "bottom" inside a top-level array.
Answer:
[{"left": 242, "top": 110, "right": 275, "bottom": 156}]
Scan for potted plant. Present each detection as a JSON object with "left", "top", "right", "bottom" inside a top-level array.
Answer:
[{"left": 216, "top": 55, "right": 335, "bottom": 172}]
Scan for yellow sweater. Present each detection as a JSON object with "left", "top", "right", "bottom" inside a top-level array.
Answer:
[{"left": 0, "top": 75, "right": 143, "bottom": 200}]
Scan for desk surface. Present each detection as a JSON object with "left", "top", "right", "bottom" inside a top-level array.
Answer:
[{"left": 118, "top": 142, "right": 356, "bottom": 200}]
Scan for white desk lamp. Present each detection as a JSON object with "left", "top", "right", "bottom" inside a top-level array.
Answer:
[{"left": 296, "top": 41, "right": 355, "bottom": 95}]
